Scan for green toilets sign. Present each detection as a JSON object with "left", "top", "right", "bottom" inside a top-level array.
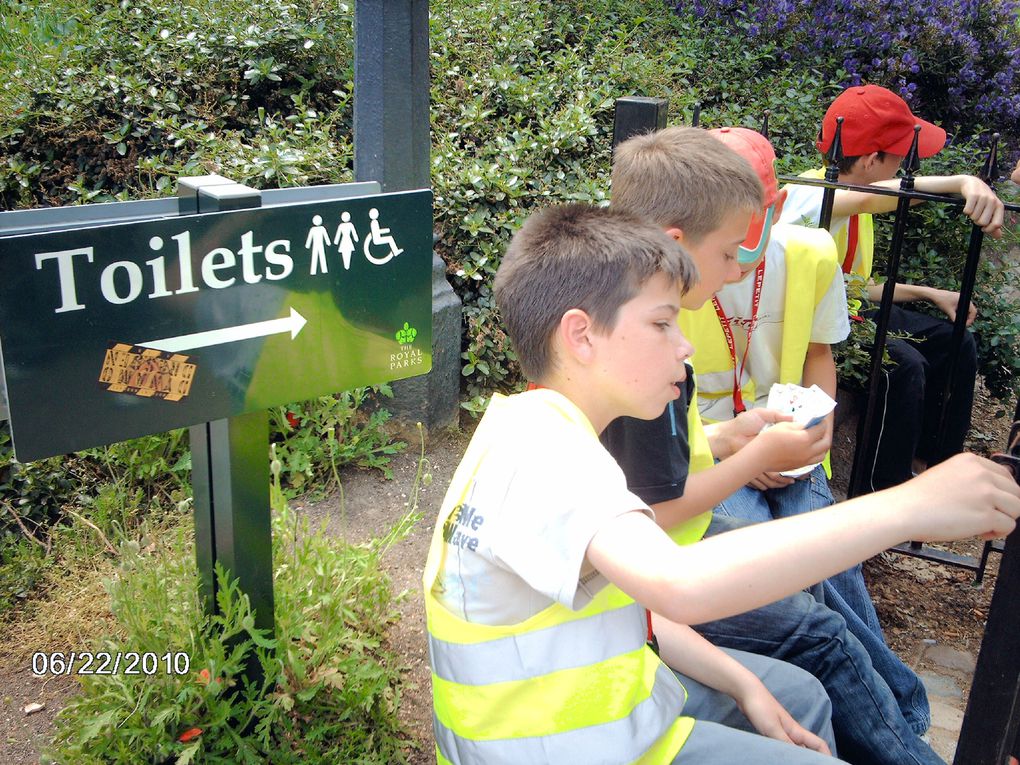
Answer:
[{"left": 0, "top": 189, "right": 433, "bottom": 461}]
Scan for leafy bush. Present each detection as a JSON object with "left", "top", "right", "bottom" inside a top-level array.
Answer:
[
  {"left": 269, "top": 386, "right": 406, "bottom": 497},
  {"left": 46, "top": 485, "right": 412, "bottom": 764},
  {"left": 0, "top": 0, "right": 356, "bottom": 207},
  {"left": 675, "top": 0, "right": 1020, "bottom": 144},
  {"left": 3, "top": 0, "right": 1018, "bottom": 402}
]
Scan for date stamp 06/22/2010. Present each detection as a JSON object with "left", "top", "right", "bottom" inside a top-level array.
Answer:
[{"left": 31, "top": 651, "right": 191, "bottom": 677}]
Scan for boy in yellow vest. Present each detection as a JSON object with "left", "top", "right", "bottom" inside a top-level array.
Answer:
[
  {"left": 604, "top": 125, "right": 940, "bottom": 763},
  {"left": 780, "top": 84, "right": 1004, "bottom": 491},
  {"left": 692, "top": 125, "right": 941, "bottom": 748},
  {"left": 423, "top": 201, "right": 1020, "bottom": 765}
]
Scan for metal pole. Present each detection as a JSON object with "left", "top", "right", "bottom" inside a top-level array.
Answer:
[
  {"left": 817, "top": 117, "right": 844, "bottom": 233},
  {"left": 933, "top": 136, "right": 998, "bottom": 460},
  {"left": 612, "top": 97, "right": 668, "bottom": 154},
  {"left": 181, "top": 179, "right": 275, "bottom": 687},
  {"left": 848, "top": 126, "right": 923, "bottom": 498},
  {"left": 954, "top": 525, "right": 1020, "bottom": 763},
  {"left": 354, "top": 0, "right": 460, "bottom": 432}
]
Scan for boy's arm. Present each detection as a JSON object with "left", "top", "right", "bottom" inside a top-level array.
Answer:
[
  {"left": 651, "top": 616, "right": 830, "bottom": 754},
  {"left": 829, "top": 175, "right": 1003, "bottom": 235},
  {"left": 651, "top": 420, "right": 830, "bottom": 530},
  {"left": 587, "top": 453, "right": 1020, "bottom": 626}
]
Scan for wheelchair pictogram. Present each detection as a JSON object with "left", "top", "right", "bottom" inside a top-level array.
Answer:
[{"left": 363, "top": 208, "right": 404, "bottom": 265}]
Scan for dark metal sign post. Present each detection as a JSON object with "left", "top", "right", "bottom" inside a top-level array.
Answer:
[
  {"left": 354, "top": 0, "right": 462, "bottom": 431},
  {"left": 0, "top": 177, "right": 434, "bottom": 672}
]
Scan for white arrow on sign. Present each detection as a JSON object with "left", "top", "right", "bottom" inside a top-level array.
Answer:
[{"left": 138, "top": 307, "right": 308, "bottom": 353}]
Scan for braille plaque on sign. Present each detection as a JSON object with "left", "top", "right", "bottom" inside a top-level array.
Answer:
[{"left": 0, "top": 189, "right": 433, "bottom": 461}]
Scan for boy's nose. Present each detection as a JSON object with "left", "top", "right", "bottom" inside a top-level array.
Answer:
[
  {"left": 726, "top": 260, "right": 743, "bottom": 284},
  {"left": 676, "top": 337, "right": 694, "bottom": 361}
]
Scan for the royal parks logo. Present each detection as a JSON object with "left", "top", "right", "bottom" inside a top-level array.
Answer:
[{"left": 391, "top": 322, "right": 424, "bottom": 371}]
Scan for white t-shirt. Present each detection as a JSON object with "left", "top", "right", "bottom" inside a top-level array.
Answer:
[
  {"left": 780, "top": 172, "right": 863, "bottom": 274},
  {"left": 696, "top": 223, "right": 850, "bottom": 423},
  {"left": 432, "top": 389, "right": 651, "bottom": 625}
]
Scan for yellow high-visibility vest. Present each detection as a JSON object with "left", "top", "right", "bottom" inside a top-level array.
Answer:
[
  {"left": 680, "top": 226, "right": 839, "bottom": 476},
  {"left": 424, "top": 392, "right": 694, "bottom": 765},
  {"left": 800, "top": 168, "right": 874, "bottom": 280},
  {"left": 666, "top": 376, "right": 715, "bottom": 545}
]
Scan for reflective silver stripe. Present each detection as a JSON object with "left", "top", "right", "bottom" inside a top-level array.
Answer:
[
  {"left": 434, "top": 661, "right": 685, "bottom": 765},
  {"left": 429, "top": 602, "right": 646, "bottom": 685},
  {"left": 695, "top": 368, "right": 746, "bottom": 392}
]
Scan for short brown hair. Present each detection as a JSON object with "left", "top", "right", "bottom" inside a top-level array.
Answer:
[
  {"left": 823, "top": 149, "right": 890, "bottom": 175},
  {"left": 494, "top": 203, "right": 695, "bottom": 381},
  {"left": 611, "top": 126, "right": 763, "bottom": 241}
]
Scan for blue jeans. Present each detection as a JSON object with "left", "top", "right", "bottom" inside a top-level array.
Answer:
[
  {"left": 697, "top": 514, "right": 942, "bottom": 765},
  {"left": 672, "top": 648, "right": 840, "bottom": 764},
  {"left": 715, "top": 466, "right": 931, "bottom": 735}
]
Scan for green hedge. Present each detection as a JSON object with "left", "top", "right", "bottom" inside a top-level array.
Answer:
[{"left": 2, "top": 0, "right": 1017, "bottom": 404}]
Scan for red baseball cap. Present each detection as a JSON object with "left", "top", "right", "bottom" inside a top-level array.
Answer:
[
  {"left": 817, "top": 85, "right": 946, "bottom": 158},
  {"left": 709, "top": 127, "right": 780, "bottom": 261},
  {"left": 708, "top": 126, "right": 780, "bottom": 208}
]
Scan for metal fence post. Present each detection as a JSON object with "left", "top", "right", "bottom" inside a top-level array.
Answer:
[
  {"left": 954, "top": 524, "right": 1020, "bottom": 763},
  {"left": 354, "top": 0, "right": 460, "bottom": 432},
  {"left": 612, "top": 97, "right": 669, "bottom": 154},
  {"left": 934, "top": 137, "right": 998, "bottom": 461},
  {"left": 848, "top": 127, "right": 922, "bottom": 498}
]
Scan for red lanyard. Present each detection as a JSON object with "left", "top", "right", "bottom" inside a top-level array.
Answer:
[
  {"left": 842, "top": 215, "right": 859, "bottom": 274},
  {"left": 711, "top": 258, "right": 765, "bottom": 417}
]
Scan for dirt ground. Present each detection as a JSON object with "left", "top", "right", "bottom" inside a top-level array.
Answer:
[{"left": 0, "top": 386, "right": 1013, "bottom": 764}]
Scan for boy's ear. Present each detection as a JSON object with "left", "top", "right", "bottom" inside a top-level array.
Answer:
[
  {"left": 858, "top": 151, "right": 884, "bottom": 173},
  {"left": 663, "top": 227, "right": 686, "bottom": 246},
  {"left": 559, "top": 308, "right": 598, "bottom": 364},
  {"left": 773, "top": 188, "right": 788, "bottom": 220}
]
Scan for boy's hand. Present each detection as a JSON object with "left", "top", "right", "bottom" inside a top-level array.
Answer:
[
  {"left": 737, "top": 680, "right": 832, "bottom": 755},
  {"left": 960, "top": 176, "right": 1005, "bottom": 237},
  {"left": 748, "top": 471, "right": 795, "bottom": 490},
  {"left": 716, "top": 408, "right": 792, "bottom": 458},
  {"left": 746, "top": 419, "right": 830, "bottom": 490},
  {"left": 756, "top": 419, "right": 830, "bottom": 469},
  {"left": 927, "top": 287, "right": 978, "bottom": 326},
  {"left": 895, "top": 453, "right": 1020, "bottom": 542}
]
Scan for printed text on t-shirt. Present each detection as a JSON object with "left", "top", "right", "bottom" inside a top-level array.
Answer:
[{"left": 443, "top": 502, "right": 485, "bottom": 552}]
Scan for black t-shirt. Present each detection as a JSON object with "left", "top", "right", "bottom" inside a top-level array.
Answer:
[{"left": 600, "top": 364, "right": 695, "bottom": 506}]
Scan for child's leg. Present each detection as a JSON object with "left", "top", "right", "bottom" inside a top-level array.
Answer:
[
  {"left": 765, "top": 463, "right": 834, "bottom": 517},
  {"left": 692, "top": 520, "right": 944, "bottom": 765},
  {"left": 717, "top": 462, "right": 831, "bottom": 525},
  {"left": 713, "top": 484, "right": 773, "bottom": 523},
  {"left": 761, "top": 467, "right": 932, "bottom": 734},
  {"left": 899, "top": 308, "right": 977, "bottom": 464},
  {"left": 672, "top": 647, "right": 835, "bottom": 752},
  {"left": 672, "top": 720, "right": 845, "bottom": 764},
  {"left": 821, "top": 578, "right": 931, "bottom": 735},
  {"left": 867, "top": 305, "right": 931, "bottom": 489}
]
